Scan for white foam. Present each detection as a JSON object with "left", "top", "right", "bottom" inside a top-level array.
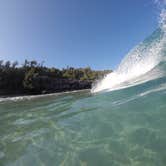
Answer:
[
  {"left": 0, "top": 89, "right": 88, "bottom": 103},
  {"left": 139, "top": 83, "right": 166, "bottom": 96},
  {"left": 92, "top": 9, "right": 166, "bottom": 93}
]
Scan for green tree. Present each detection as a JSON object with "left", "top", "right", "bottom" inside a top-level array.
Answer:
[{"left": 23, "top": 68, "right": 38, "bottom": 90}]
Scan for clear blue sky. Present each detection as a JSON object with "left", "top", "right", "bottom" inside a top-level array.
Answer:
[{"left": 0, "top": 0, "right": 159, "bottom": 70}]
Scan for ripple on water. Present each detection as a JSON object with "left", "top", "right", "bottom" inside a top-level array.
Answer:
[{"left": 0, "top": 151, "right": 5, "bottom": 159}]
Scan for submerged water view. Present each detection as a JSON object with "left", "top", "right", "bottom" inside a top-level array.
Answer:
[{"left": 0, "top": 71, "right": 166, "bottom": 166}]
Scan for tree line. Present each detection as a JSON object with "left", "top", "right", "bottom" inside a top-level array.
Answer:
[{"left": 0, "top": 60, "right": 112, "bottom": 95}]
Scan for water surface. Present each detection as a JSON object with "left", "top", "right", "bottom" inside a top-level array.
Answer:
[{"left": 0, "top": 77, "right": 166, "bottom": 166}]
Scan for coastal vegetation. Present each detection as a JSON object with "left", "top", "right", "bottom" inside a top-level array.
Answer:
[{"left": 0, "top": 60, "right": 112, "bottom": 95}]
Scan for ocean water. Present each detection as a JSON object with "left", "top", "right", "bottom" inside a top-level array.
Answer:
[
  {"left": 0, "top": 75, "right": 166, "bottom": 166},
  {"left": 0, "top": 66, "right": 166, "bottom": 166},
  {"left": 1, "top": 6, "right": 166, "bottom": 166}
]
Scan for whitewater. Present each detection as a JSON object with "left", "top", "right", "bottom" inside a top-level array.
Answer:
[
  {"left": 92, "top": 8, "right": 166, "bottom": 93},
  {"left": 1, "top": 3, "right": 166, "bottom": 166}
]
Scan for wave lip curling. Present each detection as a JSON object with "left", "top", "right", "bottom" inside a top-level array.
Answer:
[{"left": 92, "top": 8, "right": 166, "bottom": 93}]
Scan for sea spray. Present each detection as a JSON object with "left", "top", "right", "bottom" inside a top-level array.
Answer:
[{"left": 92, "top": 6, "right": 166, "bottom": 93}]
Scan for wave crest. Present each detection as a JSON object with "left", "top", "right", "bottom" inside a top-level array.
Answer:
[{"left": 91, "top": 9, "right": 166, "bottom": 93}]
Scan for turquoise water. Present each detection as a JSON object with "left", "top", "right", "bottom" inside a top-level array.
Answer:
[{"left": 0, "top": 72, "right": 166, "bottom": 166}]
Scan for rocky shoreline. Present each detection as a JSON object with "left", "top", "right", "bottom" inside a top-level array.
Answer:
[
  {"left": 0, "top": 78, "right": 93, "bottom": 96},
  {"left": 0, "top": 60, "right": 111, "bottom": 96},
  {"left": 31, "top": 76, "right": 92, "bottom": 94}
]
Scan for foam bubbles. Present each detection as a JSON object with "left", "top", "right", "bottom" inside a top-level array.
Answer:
[{"left": 92, "top": 8, "right": 166, "bottom": 93}]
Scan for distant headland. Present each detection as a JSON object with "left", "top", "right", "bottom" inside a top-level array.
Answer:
[{"left": 0, "top": 60, "right": 112, "bottom": 96}]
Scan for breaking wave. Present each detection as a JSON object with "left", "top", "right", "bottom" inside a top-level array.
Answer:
[{"left": 92, "top": 8, "right": 166, "bottom": 93}]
